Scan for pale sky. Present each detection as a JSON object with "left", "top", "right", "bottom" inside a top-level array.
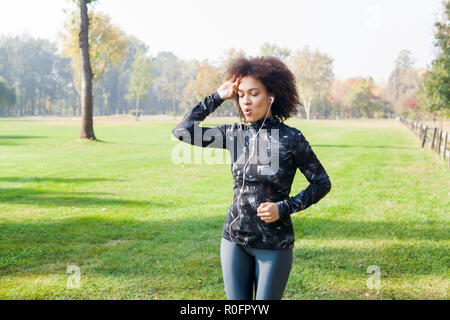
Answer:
[{"left": 0, "top": 0, "right": 444, "bottom": 82}]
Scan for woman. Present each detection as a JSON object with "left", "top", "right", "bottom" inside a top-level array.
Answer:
[{"left": 172, "top": 56, "right": 331, "bottom": 300}]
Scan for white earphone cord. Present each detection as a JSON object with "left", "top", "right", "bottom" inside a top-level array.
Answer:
[
  {"left": 241, "top": 100, "right": 273, "bottom": 191},
  {"left": 229, "top": 98, "right": 274, "bottom": 243}
]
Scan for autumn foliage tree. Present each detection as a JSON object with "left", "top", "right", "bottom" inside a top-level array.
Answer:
[
  {"left": 191, "top": 61, "right": 222, "bottom": 102},
  {"left": 346, "top": 77, "right": 381, "bottom": 118}
]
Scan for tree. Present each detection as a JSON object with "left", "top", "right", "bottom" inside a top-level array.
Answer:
[
  {"left": 0, "top": 76, "right": 16, "bottom": 115},
  {"left": 0, "top": 35, "right": 72, "bottom": 116},
  {"left": 61, "top": 1, "right": 128, "bottom": 139},
  {"left": 79, "top": 0, "right": 95, "bottom": 139},
  {"left": 385, "top": 50, "right": 420, "bottom": 105},
  {"left": 95, "top": 35, "right": 149, "bottom": 116},
  {"left": 328, "top": 79, "right": 352, "bottom": 119},
  {"left": 127, "top": 51, "right": 155, "bottom": 121},
  {"left": 191, "top": 61, "right": 222, "bottom": 102},
  {"left": 259, "top": 42, "right": 291, "bottom": 60},
  {"left": 401, "top": 96, "right": 419, "bottom": 114},
  {"left": 289, "top": 47, "right": 334, "bottom": 120},
  {"left": 420, "top": 0, "right": 450, "bottom": 118},
  {"left": 178, "top": 59, "right": 201, "bottom": 114},
  {"left": 153, "top": 51, "right": 182, "bottom": 117},
  {"left": 346, "top": 77, "right": 382, "bottom": 118}
]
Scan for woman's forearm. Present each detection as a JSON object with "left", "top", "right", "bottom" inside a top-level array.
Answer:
[{"left": 172, "top": 91, "right": 225, "bottom": 148}]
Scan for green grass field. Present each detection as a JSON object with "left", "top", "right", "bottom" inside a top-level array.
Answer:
[{"left": 0, "top": 117, "right": 448, "bottom": 300}]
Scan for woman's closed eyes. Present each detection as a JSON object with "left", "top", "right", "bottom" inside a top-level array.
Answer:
[{"left": 239, "top": 94, "right": 259, "bottom": 98}]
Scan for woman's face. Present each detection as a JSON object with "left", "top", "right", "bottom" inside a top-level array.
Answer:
[{"left": 238, "top": 75, "right": 273, "bottom": 122}]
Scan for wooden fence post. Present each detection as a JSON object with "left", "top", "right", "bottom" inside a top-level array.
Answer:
[
  {"left": 436, "top": 129, "right": 442, "bottom": 156},
  {"left": 442, "top": 131, "right": 447, "bottom": 160},
  {"left": 430, "top": 127, "right": 437, "bottom": 150},
  {"left": 421, "top": 125, "right": 428, "bottom": 148}
]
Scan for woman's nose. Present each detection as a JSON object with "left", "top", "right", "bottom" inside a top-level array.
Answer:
[{"left": 242, "top": 95, "right": 251, "bottom": 105}]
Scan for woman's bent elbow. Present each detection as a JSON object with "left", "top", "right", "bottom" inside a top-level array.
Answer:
[
  {"left": 172, "top": 127, "right": 188, "bottom": 142},
  {"left": 324, "top": 177, "right": 332, "bottom": 195}
]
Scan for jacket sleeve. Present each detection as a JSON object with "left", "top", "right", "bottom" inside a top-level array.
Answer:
[
  {"left": 276, "top": 130, "right": 331, "bottom": 220},
  {"left": 172, "top": 91, "right": 230, "bottom": 149}
]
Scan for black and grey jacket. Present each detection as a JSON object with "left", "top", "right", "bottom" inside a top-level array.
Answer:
[{"left": 172, "top": 91, "right": 331, "bottom": 250}]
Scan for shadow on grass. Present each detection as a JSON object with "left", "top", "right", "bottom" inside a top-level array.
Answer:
[
  {"left": 0, "top": 215, "right": 447, "bottom": 279},
  {"left": 294, "top": 217, "right": 449, "bottom": 241},
  {"left": 0, "top": 187, "right": 171, "bottom": 208},
  {"left": 78, "top": 138, "right": 115, "bottom": 144},
  {"left": 0, "top": 135, "right": 47, "bottom": 146},
  {"left": 314, "top": 144, "right": 416, "bottom": 150},
  {"left": 0, "top": 177, "right": 126, "bottom": 183}
]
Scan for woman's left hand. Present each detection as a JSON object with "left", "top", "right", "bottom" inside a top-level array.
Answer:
[{"left": 257, "top": 202, "right": 280, "bottom": 223}]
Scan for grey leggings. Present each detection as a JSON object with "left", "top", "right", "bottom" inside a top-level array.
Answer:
[{"left": 220, "top": 237, "right": 293, "bottom": 300}]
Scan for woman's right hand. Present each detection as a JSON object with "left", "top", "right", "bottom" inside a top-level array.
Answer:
[{"left": 217, "top": 74, "right": 242, "bottom": 100}]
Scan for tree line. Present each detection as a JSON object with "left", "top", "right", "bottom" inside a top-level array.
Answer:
[{"left": 0, "top": 0, "right": 448, "bottom": 124}]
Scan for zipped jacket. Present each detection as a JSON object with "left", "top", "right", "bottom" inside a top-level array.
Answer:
[{"left": 172, "top": 91, "right": 331, "bottom": 249}]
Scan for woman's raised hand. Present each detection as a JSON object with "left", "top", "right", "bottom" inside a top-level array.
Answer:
[{"left": 217, "top": 74, "right": 242, "bottom": 100}]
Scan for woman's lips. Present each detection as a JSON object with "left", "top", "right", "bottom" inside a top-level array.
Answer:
[{"left": 243, "top": 109, "right": 252, "bottom": 115}]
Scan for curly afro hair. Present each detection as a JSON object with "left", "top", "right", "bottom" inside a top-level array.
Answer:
[{"left": 225, "top": 56, "right": 301, "bottom": 123}]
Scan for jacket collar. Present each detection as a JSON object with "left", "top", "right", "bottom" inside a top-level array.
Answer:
[{"left": 249, "top": 116, "right": 280, "bottom": 129}]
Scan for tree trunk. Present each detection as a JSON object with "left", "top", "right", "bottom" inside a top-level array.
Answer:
[
  {"left": 79, "top": 0, "right": 96, "bottom": 140},
  {"left": 135, "top": 97, "right": 140, "bottom": 121},
  {"left": 302, "top": 95, "right": 312, "bottom": 120},
  {"left": 38, "top": 85, "right": 42, "bottom": 116},
  {"left": 31, "top": 94, "right": 35, "bottom": 116},
  {"left": 172, "top": 84, "right": 177, "bottom": 118}
]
